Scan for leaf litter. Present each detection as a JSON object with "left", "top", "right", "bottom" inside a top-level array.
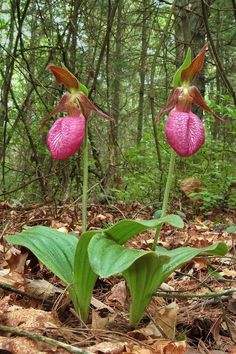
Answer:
[{"left": 0, "top": 201, "right": 236, "bottom": 353}]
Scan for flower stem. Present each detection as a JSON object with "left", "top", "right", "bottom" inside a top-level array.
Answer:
[
  {"left": 152, "top": 149, "right": 176, "bottom": 250},
  {"left": 82, "top": 123, "right": 89, "bottom": 233}
]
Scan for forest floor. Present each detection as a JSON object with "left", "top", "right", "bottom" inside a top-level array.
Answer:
[{"left": 0, "top": 200, "right": 236, "bottom": 354}]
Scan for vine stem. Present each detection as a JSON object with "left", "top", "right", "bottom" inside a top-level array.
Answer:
[
  {"left": 82, "top": 122, "right": 89, "bottom": 233},
  {"left": 152, "top": 149, "right": 176, "bottom": 250}
]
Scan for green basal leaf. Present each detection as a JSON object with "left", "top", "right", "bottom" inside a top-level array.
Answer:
[
  {"left": 123, "top": 253, "right": 169, "bottom": 327},
  {"left": 173, "top": 48, "right": 191, "bottom": 87},
  {"left": 88, "top": 234, "right": 169, "bottom": 327},
  {"left": 73, "top": 230, "right": 100, "bottom": 321},
  {"left": 79, "top": 83, "right": 89, "bottom": 96},
  {"left": 156, "top": 242, "right": 228, "bottom": 282},
  {"left": 88, "top": 234, "right": 166, "bottom": 277},
  {"left": 105, "top": 215, "right": 184, "bottom": 245},
  {"left": 5, "top": 226, "right": 78, "bottom": 284}
]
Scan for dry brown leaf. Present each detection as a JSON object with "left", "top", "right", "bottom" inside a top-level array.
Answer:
[
  {"left": 159, "top": 283, "right": 175, "bottom": 292},
  {"left": 193, "top": 258, "right": 208, "bottom": 271},
  {"left": 128, "top": 322, "right": 162, "bottom": 340},
  {"left": 225, "top": 318, "right": 236, "bottom": 342},
  {"left": 209, "top": 316, "right": 222, "bottom": 345},
  {"left": 219, "top": 269, "right": 236, "bottom": 278},
  {"left": 6, "top": 252, "right": 28, "bottom": 284},
  {"left": 0, "top": 272, "right": 17, "bottom": 287},
  {"left": 51, "top": 220, "right": 67, "bottom": 229},
  {"left": 108, "top": 281, "right": 127, "bottom": 306},
  {"left": 25, "top": 278, "right": 63, "bottom": 299},
  {"left": 185, "top": 349, "right": 200, "bottom": 353},
  {"left": 91, "top": 296, "right": 114, "bottom": 313},
  {"left": 57, "top": 226, "right": 69, "bottom": 233},
  {"left": 8, "top": 250, "right": 28, "bottom": 269},
  {"left": 127, "top": 347, "right": 152, "bottom": 354},
  {"left": 91, "top": 309, "right": 109, "bottom": 331},
  {"left": 153, "top": 339, "right": 186, "bottom": 354},
  {"left": 228, "top": 298, "right": 236, "bottom": 314},
  {"left": 162, "top": 341, "right": 186, "bottom": 354},
  {"left": 2, "top": 306, "right": 60, "bottom": 334},
  {"left": 152, "top": 302, "right": 179, "bottom": 340},
  {"left": 0, "top": 336, "right": 70, "bottom": 354},
  {"left": 87, "top": 341, "right": 126, "bottom": 353}
]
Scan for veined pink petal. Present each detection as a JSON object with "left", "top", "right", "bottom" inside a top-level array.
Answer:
[
  {"left": 165, "top": 111, "right": 205, "bottom": 157},
  {"left": 46, "top": 115, "right": 85, "bottom": 160}
]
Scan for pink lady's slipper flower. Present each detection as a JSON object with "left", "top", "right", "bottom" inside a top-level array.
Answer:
[
  {"left": 157, "top": 44, "right": 224, "bottom": 157},
  {"left": 42, "top": 65, "right": 112, "bottom": 160}
]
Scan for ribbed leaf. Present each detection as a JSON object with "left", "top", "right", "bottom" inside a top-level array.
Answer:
[
  {"left": 156, "top": 242, "right": 228, "bottom": 281},
  {"left": 88, "top": 234, "right": 169, "bottom": 327},
  {"left": 88, "top": 234, "right": 166, "bottom": 277},
  {"left": 73, "top": 231, "right": 100, "bottom": 321},
  {"left": 5, "top": 226, "right": 78, "bottom": 284},
  {"left": 105, "top": 215, "right": 184, "bottom": 245},
  {"left": 123, "top": 254, "right": 168, "bottom": 327}
]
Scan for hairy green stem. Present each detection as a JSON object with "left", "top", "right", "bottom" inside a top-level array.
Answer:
[
  {"left": 154, "top": 288, "right": 236, "bottom": 299},
  {"left": 82, "top": 123, "right": 89, "bottom": 233},
  {"left": 152, "top": 149, "right": 176, "bottom": 250}
]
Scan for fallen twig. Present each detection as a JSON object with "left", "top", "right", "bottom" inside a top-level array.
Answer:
[
  {"left": 0, "top": 281, "right": 53, "bottom": 305},
  {"left": 0, "top": 325, "right": 92, "bottom": 354}
]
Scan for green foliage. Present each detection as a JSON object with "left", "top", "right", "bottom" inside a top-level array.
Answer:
[
  {"left": 73, "top": 231, "right": 99, "bottom": 320},
  {"left": 5, "top": 215, "right": 227, "bottom": 327},
  {"left": 5, "top": 226, "right": 77, "bottom": 284},
  {"left": 156, "top": 243, "right": 228, "bottom": 281},
  {"left": 104, "top": 215, "right": 184, "bottom": 244}
]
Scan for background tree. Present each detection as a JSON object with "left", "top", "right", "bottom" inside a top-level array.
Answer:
[{"left": 0, "top": 0, "right": 235, "bottom": 212}]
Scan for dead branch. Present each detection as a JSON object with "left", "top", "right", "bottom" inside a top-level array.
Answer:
[{"left": 0, "top": 325, "right": 92, "bottom": 354}]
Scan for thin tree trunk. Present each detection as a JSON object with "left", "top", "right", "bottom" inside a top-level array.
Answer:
[
  {"left": 1, "top": 0, "right": 31, "bottom": 194},
  {"left": 87, "top": 0, "right": 120, "bottom": 184},
  {"left": 103, "top": 0, "right": 123, "bottom": 191},
  {"left": 137, "top": 0, "right": 148, "bottom": 145}
]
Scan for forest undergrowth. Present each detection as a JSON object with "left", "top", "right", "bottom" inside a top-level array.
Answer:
[{"left": 0, "top": 200, "right": 235, "bottom": 354}]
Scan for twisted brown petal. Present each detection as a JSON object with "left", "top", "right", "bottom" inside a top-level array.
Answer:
[
  {"left": 78, "top": 93, "right": 113, "bottom": 121},
  {"left": 156, "top": 87, "right": 182, "bottom": 122},
  {"left": 189, "top": 86, "right": 225, "bottom": 123},
  {"left": 181, "top": 43, "right": 208, "bottom": 84}
]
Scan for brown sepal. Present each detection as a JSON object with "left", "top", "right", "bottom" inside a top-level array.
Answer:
[
  {"left": 48, "top": 65, "right": 79, "bottom": 90},
  {"left": 181, "top": 43, "right": 208, "bottom": 84}
]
